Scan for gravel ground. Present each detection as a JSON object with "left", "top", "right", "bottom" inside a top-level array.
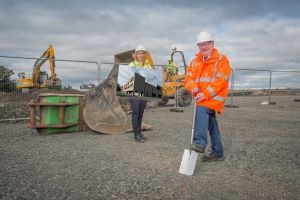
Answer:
[{"left": 0, "top": 96, "right": 299, "bottom": 200}]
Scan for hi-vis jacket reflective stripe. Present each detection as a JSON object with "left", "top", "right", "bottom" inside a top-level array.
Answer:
[
  {"left": 184, "top": 48, "right": 231, "bottom": 113},
  {"left": 128, "top": 60, "right": 152, "bottom": 68}
]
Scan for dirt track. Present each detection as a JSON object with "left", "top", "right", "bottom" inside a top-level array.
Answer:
[{"left": 1, "top": 96, "right": 299, "bottom": 199}]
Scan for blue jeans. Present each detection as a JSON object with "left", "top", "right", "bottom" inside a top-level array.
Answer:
[{"left": 193, "top": 106, "right": 224, "bottom": 156}]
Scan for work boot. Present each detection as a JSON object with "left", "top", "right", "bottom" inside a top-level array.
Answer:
[
  {"left": 190, "top": 143, "right": 205, "bottom": 153},
  {"left": 202, "top": 152, "right": 225, "bottom": 162},
  {"left": 134, "top": 135, "right": 145, "bottom": 143},
  {"left": 140, "top": 133, "right": 147, "bottom": 140}
]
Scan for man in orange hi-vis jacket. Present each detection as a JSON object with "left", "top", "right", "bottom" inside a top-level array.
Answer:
[{"left": 184, "top": 31, "right": 231, "bottom": 162}]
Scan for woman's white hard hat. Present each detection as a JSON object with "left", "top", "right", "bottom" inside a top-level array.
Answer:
[{"left": 135, "top": 45, "right": 146, "bottom": 52}]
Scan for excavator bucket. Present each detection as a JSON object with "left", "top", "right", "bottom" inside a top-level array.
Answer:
[
  {"left": 83, "top": 50, "right": 153, "bottom": 134},
  {"left": 83, "top": 75, "right": 133, "bottom": 134}
]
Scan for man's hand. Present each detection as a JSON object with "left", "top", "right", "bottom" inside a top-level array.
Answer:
[
  {"left": 195, "top": 92, "right": 205, "bottom": 102},
  {"left": 190, "top": 87, "right": 199, "bottom": 95}
]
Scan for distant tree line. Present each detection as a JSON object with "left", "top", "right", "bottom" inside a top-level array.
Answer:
[{"left": 0, "top": 65, "right": 16, "bottom": 92}]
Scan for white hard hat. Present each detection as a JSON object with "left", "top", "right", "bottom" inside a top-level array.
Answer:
[
  {"left": 135, "top": 45, "right": 146, "bottom": 52},
  {"left": 196, "top": 31, "right": 214, "bottom": 44}
]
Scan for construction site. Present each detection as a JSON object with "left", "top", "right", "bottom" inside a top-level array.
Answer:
[{"left": 0, "top": 47, "right": 300, "bottom": 199}]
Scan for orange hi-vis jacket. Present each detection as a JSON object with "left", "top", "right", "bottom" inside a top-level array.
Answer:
[{"left": 184, "top": 48, "right": 231, "bottom": 113}]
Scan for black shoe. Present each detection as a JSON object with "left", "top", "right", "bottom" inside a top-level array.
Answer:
[
  {"left": 190, "top": 143, "right": 205, "bottom": 153},
  {"left": 140, "top": 133, "right": 147, "bottom": 140},
  {"left": 202, "top": 153, "right": 224, "bottom": 162},
  {"left": 134, "top": 135, "right": 145, "bottom": 143}
]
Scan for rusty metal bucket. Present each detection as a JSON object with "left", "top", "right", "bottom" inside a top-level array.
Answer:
[{"left": 27, "top": 93, "right": 86, "bottom": 134}]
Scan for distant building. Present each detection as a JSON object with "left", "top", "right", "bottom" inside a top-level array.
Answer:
[{"left": 80, "top": 83, "right": 95, "bottom": 92}]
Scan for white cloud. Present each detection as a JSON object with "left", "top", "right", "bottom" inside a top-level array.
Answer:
[{"left": 1, "top": 0, "right": 300, "bottom": 89}]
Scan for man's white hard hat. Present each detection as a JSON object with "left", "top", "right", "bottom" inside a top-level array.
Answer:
[
  {"left": 196, "top": 31, "right": 214, "bottom": 44},
  {"left": 135, "top": 45, "right": 146, "bottom": 52}
]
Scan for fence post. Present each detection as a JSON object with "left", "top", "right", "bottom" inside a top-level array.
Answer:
[{"left": 225, "top": 68, "right": 239, "bottom": 108}]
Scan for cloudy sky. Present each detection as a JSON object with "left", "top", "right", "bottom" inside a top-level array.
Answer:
[{"left": 1, "top": 0, "right": 300, "bottom": 89}]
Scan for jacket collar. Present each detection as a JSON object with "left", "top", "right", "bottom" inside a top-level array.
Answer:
[{"left": 196, "top": 48, "right": 219, "bottom": 64}]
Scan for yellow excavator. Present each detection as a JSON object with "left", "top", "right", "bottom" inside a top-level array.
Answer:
[{"left": 16, "top": 45, "right": 61, "bottom": 91}]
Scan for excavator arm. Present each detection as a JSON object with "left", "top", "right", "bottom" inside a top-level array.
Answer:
[{"left": 32, "top": 45, "right": 57, "bottom": 87}]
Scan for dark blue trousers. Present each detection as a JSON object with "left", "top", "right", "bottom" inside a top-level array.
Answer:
[{"left": 130, "top": 97, "right": 147, "bottom": 136}]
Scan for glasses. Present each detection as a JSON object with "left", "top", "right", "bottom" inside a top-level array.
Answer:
[{"left": 197, "top": 41, "right": 213, "bottom": 47}]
